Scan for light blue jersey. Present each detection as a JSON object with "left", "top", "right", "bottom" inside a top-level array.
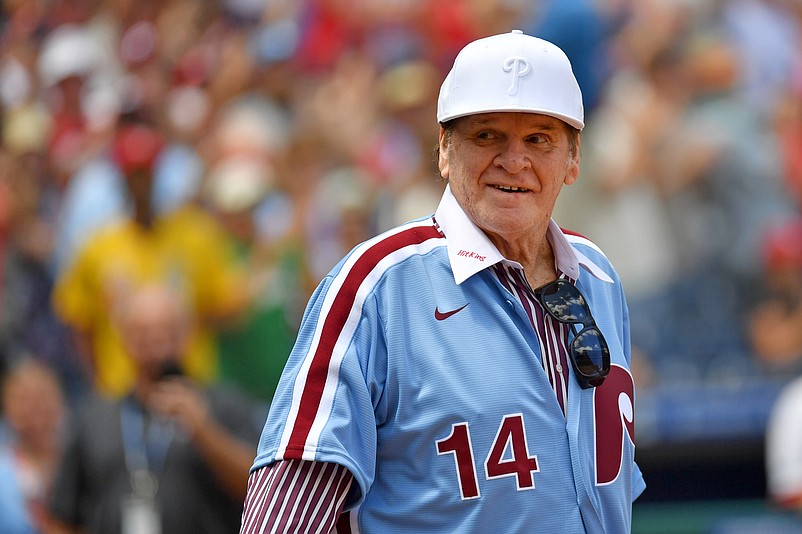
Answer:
[{"left": 253, "top": 186, "right": 645, "bottom": 533}]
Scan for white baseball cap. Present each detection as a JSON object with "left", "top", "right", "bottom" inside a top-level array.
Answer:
[
  {"left": 437, "top": 30, "right": 584, "bottom": 130},
  {"left": 204, "top": 156, "right": 274, "bottom": 213},
  {"left": 38, "top": 24, "right": 102, "bottom": 87}
]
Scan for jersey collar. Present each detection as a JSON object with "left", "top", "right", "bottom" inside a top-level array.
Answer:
[{"left": 434, "top": 184, "right": 613, "bottom": 285}]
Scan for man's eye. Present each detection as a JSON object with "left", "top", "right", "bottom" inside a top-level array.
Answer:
[
  {"left": 528, "top": 135, "right": 544, "bottom": 143},
  {"left": 476, "top": 131, "right": 494, "bottom": 140}
]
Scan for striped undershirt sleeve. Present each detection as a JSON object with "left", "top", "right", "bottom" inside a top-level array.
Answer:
[{"left": 240, "top": 460, "right": 354, "bottom": 534}]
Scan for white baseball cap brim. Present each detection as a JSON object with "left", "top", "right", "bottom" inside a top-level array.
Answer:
[{"left": 437, "top": 30, "right": 584, "bottom": 130}]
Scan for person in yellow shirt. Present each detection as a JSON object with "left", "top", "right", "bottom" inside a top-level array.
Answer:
[{"left": 53, "top": 115, "right": 246, "bottom": 397}]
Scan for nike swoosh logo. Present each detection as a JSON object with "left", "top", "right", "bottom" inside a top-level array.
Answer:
[{"left": 435, "top": 303, "right": 469, "bottom": 321}]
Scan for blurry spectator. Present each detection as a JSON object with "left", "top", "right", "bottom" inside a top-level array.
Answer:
[
  {"left": 559, "top": 7, "right": 799, "bottom": 383},
  {"left": 203, "top": 156, "right": 302, "bottom": 402},
  {"left": 49, "top": 149, "right": 127, "bottom": 277},
  {"left": 50, "top": 125, "right": 206, "bottom": 276},
  {"left": 47, "top": 282, "right": 261, "bottom": 534},
  {"left": 47, "top": 4, "right": 213, "bottom": 275},
  {"left": 721, "top": 0, "right": 801, "bottom": 119},
  {"left": 765, "top": 0, "right": 802, "bottom": 211},
  {"left": 52, "top": 113, "right": 247, "bottom": 397},
  {"left": 36, "top": 23, "right": 109, "bottom": 176},
  {"left": 304, "top": 166, "right": 377, "bottom": 281},
  {"left": 0, "top": 358, "right": 66, "bottom": 534},
  {"left": 653, "top": 31, "right": 797, "bottom": 381},
  {"left": 370, "top": 58, "right": 443, "bottom": 229},
  {"left": 749, "top": 218, "right": 802, "bottom": 376},
  {"left": 0, "top": 133, "right": 87, "bottom": 402},
  {"left": 776, "top": 72, "right": 802, "bottom": 210}
]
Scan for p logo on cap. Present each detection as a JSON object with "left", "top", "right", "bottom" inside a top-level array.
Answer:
[
  {"left": 437, "top": 30, "right": 584, "bottom": 130},
  {"left": 503, "top": 56, "right": 531, "bottom": 95}
]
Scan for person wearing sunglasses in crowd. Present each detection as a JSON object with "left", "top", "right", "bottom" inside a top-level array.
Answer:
[{"left": 240, "top": 30, "right": 645, "bottom": 533}]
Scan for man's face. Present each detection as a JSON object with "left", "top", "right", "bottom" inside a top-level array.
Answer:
[
  {"left": 120, "top": 287, "right": 186, "bottom": 379},
  {"left": 438, "top": 112, "right": 580, "bottom": 247}
]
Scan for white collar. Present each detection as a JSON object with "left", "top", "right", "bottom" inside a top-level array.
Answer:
[{"left": 434, "top": 184, "right": 613, "bottom": 285}]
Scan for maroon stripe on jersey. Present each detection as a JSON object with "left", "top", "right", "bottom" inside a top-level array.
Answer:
[
  {"left": 266, "top": 460, "right": 302, "bottom": 527},
  {"left": 286, "top": 224, "right": 443, "bottom": 453},
  {"left": 294, "top": 462, "right": 333, "bottom": 527},
  {"left": 493, "top": 264, "right": 535, "bottom": 335},
  {"left": 241, "top": 463, "right": 285, "bottom": 532},
  {"left": 240, "top": 460, "right": 354, "bottom": 533},
  {"left": 493, "top": 264, "right": 513, "bottom": 293},
  {"left": 321, "top": 467, "right": 352, "bottom": 533},
  {"left": 240, "top": 467, "right": 270, "bottom": 532},
  {"left": 280, "top": 459, "right": 315, "bottom": 527},
  {"left": 303, "top": 462, "right": 339, "bottom": 531}
]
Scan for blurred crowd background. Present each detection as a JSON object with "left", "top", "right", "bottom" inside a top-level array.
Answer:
[{"left": 0, "top": 0, "right": 801, "bottom": 532}]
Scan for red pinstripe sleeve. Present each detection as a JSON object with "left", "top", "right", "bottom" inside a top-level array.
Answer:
[{"left": 240, "top": 460, "right": 354, "bottom": 534}]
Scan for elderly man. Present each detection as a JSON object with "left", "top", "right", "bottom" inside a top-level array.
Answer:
[{"left": 241, "top": 30, "right": 644, "bottom": 533}]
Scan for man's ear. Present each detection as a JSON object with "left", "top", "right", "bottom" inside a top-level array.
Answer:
[
  {"left": 564, "top": 135, "right": 581, "bottom": 185},
  {"left": 438, "top": 126, "right": 450, "bottom": 180}
]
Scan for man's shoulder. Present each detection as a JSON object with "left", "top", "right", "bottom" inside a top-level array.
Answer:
[
  {"left": 334, "top": 217, "right": 446, "bottom": 276},
  {"left": 560, "top": 227, "right": 615, "bottom": 267},
  {"left": 555, "top": 226, "right": 622, "bottom": 290},
  {"left": 559, "top": 227, "right": 606, "bottom": 255}
]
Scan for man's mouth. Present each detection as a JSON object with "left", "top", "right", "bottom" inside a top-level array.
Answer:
[{"left": 493, "top": 185, "right": 529, "bottom": 193}]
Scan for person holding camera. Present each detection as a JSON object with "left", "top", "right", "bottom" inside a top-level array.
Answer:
[{"left": 47, "top": 283, "right": 261, "bottom": 534}]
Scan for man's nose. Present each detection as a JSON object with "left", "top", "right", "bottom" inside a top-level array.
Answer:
[{"left": 494, "top": 139, "right": 532, "bottom": 174}]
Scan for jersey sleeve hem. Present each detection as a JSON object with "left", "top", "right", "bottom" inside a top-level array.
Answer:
[{"left": 251, "top": 447, "right": 370, "bottom": 506}]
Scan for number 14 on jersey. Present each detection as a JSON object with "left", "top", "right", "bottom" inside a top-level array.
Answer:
[{"left": 436, "top": 413, "right": 539, "bottom": 500}]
